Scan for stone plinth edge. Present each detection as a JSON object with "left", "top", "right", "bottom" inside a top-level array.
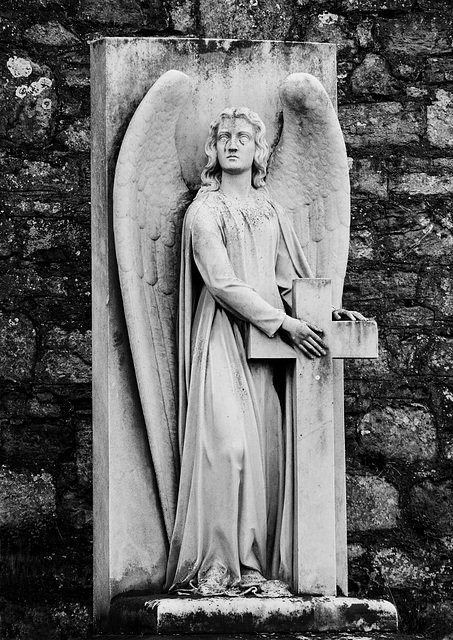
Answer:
[{"left": 108, "top": 595, "right": 398, "bottom": 634}]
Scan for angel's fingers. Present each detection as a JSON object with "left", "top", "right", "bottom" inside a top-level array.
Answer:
[
  {"left": 306, "top": 322, "right": 324, "bottom": 334},
  {"left": 306, "top": 331, "right": 328, "bottom": 351}
]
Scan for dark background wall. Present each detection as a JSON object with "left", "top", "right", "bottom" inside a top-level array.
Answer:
[{"left": 0, "top": 1, "right": 452, "bottom": 638}]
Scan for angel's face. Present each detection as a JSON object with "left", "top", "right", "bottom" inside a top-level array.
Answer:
[{"left": 216, "top": 117, "right": 256, "bottom": 176}]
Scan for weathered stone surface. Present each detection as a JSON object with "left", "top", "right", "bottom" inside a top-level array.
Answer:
[
  {"left": 372, "top": 548, "right": 433, "bottom": 588},
  {"left": 386, "top": 306, "right": 434, "bottom": 327},
  {"left": 56, "top": 117, "right": 90, "bottom": 152},
  {"left": 427, "top": 90, "right": 453, "bottom": 149},
  {"left": 340, "top": 0, "right": 412, "bottom": 9},
  {"left": 169, "top": 0, "right": 197, "bottom": 33},
  {"left": 199, "top": 0, "right": 293, "bottom": 40},
  {"left": 418, "top": 602, "right": 453, "bottom": 640},
  {"left": 2, "top": 217, "right": 90, "bottom": 261},
  {"left": 36, "top": 327, "right": 91, "bottom": 383},
  {"left": 351, "top": 54, "right": 400, "bottom": 97},
  {"left": 390, "top": 172, "right": 453, "bottom": 195},
  {"left": 418, "top": 267, "right": 453, "bottom": 316},
  {"left": 350, "top": 157, "right": 388, "bottom": 198},
  {"left": 425, "top": 57, "right": 453, "bottom": 84},
  {"left": 76, "top": 417, "right": 92, "bottom": 488},
  {"left": 410, "top": 480, "right": 453, "bottom": 534},
  {"left": 374, "top": 210, "right": 453, "bottom": 262},
  {"left": 79, "top": 0, "right": 168, "bottom": 28},
  {"left": 24, "top": 21, "right": 80, "bottom": 46},
  {"left": 109, "top": 594, "right": 398, "bottom": 634},
  {"left": 0, "top": 54, "right": 57, "bottom": 147},
  {"left": 0, "top": 152, "right": 87, "bottom": 194},
  {"left": 1, "top": 423, "right": 70, "bottom": 470},
  {"left": 0, "top": 467, "right": 56, "bottom": 529},
  {"left": 377, "top": 15, "right": 453, "bottom": 56},
  {"left": 358, "top": 404, "right": 437, "bottom": 462},
  {"left": 0, "top": 312, "right": 36, "bottom": 381},
  {"left": 340, "top": 102, "right": 423, "bottom": 147},
  {"left": 305, "top": 13, "right": 356, "bottom": 54},
  {"left": 347, "top": 475, "right": 400, "bottom": 531},
  {"left": 428, "top": 337, "right": 453, "bottom": 376},
  {"left": 344, "top": 270, "right": 418, "bottom": 301}
]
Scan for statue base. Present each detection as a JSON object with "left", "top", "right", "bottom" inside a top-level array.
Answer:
[{"left": 108, "top": 595, "right": 398, "bottom": 634}]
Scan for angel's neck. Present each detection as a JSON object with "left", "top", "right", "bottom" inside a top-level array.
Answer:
[{"left": 220, "top": 171, "right": 252, "bottom": 200}]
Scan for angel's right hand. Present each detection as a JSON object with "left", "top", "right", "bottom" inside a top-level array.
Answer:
[{"left": 281, "top": 315, "right": 328, "bottom": 359}]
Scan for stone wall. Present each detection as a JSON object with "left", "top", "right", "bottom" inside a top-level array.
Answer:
[{"left": 0, "top": 1, "right": 451, "bottom": 638}]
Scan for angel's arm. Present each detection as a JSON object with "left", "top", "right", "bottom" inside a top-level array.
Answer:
[{"left": 190, "top": 205, "right": 286, "bottom": 338}]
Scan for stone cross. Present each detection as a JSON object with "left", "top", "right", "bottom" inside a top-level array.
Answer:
[{"left": 247, "top": 278, "right": 378, "bottom": 596}]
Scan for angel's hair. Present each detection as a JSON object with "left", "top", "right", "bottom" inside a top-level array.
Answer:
[{"left": 200, "top": 107, "right": 270, "bottom": 190}]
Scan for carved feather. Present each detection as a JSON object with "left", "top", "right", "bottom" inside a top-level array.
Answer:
[
  {"left": 113, "top": 70, "right": 193, "bottom": 540},
  {"left": 267, "top": 73, "right": 350, "bottom": 308}
]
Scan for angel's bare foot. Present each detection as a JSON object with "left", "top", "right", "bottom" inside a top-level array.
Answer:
[
  {"left": 239, "top": 568, "right": 266, "bottom": 588},
  {"left": 258, "top": 579, "right": 293, "bottom": 597}
]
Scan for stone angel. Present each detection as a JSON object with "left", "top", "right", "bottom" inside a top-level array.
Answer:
[{"left": 113, "top": 70, "right": 364, "bottom": 597}]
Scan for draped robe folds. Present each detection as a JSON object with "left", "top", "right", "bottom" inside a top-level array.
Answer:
[{"left": 165, "top": 188, "right": 314, "bottom": 593}]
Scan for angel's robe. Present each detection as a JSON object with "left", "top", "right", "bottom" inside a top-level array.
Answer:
[{"left": 165, "top": 187, "right": 313, "bottom": 593}]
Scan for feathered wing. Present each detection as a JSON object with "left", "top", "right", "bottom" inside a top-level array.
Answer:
[
  {"left": 267, "top": 73, "right": 350, "bottom": 308},
  {"left": 113, "top": 70, "right": 193, "bottom": 540}
]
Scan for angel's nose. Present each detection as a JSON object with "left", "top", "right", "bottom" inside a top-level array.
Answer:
[{"left": 227, "top": 136, "right": 238, "bottom": 150}]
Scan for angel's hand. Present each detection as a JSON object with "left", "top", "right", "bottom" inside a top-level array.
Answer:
[
  {"left": 332, "top": 308, "right": 367, "bottom": 321},
  {"left": 281, "top": 316, "right": 328, "bottom": 359}
]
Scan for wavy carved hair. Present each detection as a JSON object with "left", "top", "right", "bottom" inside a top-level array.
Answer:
[{"left": 200, "top": 108, "right": 270, "bottom": 190}]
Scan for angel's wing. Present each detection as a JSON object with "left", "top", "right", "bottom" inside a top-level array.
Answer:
[
  {"left": 267, "top": 73, "right": 350, "bottom": 308},
  {"left": 113, "top": 70, "right": 193, "bottom": 539}
]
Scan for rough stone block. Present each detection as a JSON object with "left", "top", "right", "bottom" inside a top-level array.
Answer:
[
  {"left": 350, "top": 157, "right": 388, "bottom": 198},
  {"left": 0, "top": 55, "right": 57, "bottom": 147},
  {"left": 199, "top": 0, "right": 293, "bottom": 40},
  {"left": 351, "top": 53, "right": 400, "bottom": 97},
  {"left": 340, "top": 102, "right": 423, "bottom": 147},
  {"left": 376, "top": 15, "right": 453, "bottom": 56},
  {"left": 0, "top": 467, "right": 56, "bottom": 529},
  {"left": 36, "top": 328, "right": 91, "bottom": 384},
  {"left": 170, "top": 0, "right": 196, "bottom": 33},
  {"left": 372, "top": 548, "right": 433, "bottom": 588},
  {"left": 386, "top": 306, "right": 435, "bottom": 327},
  {"left": 305, "top": 13, "right": 356, "bottom": 54},
  {"left": 418, "top": 267, "right": 453, "bottom": 317},
  {"left": 339, "top": 0, "right": 412, "bottom": 8},
  {"left": 79, "top": 0, "right": 168, "bottom": 28},
  {"left": 347, "top": 475, "right": 400, "bottom": 531},
  {"left": 425, "top": 57, "right": 453, "bottom": 84},
  {"left": 389, "top": 172, "right": 453, "bottom": 195},
  {"left": 0, "top": 152, "right": 86, "bottom": 194},
  {"left": 410, "top": 480, "right": 453, "bottom": 534},
  {"left": 428, "top": 337, "right": 453, "bottom": 376},
  {"left": 0, "top": 312, "right": 36, "bottom": 382},
  {"left": 56, "top": 117, "right": 90, "bottom": 152},
  {"left": 358, "top": 403, "right": 437, "bottom": 462},
  {"left": 24, "top": 21, "right": 80, "bottom": 47},
  {"left": 427, "top": 89, "right": 453, "bottom": 149}
]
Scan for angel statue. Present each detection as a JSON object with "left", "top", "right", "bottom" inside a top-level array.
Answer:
[{"left": 113, "top": 70, "right": 364, "bottom": 598}]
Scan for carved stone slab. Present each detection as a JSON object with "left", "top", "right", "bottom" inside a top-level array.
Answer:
[{"left": 91, "top": 37, "right": 337, "bottom": 629}]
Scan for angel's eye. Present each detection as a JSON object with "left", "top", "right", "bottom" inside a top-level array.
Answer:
[
  {"left": 218, "top": 133, "right": 229, "bottom": 141},
  {"left": 239, "top": 134, "right": 252, "bottom": 144}
]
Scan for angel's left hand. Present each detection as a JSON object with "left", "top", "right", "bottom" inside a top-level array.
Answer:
[{"left": 332, "top": 308, "right": 367, "bottom": 321}]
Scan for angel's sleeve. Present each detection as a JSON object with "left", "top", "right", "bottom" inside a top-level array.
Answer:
[{"left": 190, "top": 204, "right": 286, "bottom": 338}]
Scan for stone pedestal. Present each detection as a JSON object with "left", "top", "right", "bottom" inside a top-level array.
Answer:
[{"left": 108, "top": 595, "right": 398, "bottom": 635}]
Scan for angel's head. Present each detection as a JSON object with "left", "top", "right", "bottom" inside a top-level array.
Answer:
[{"left": 201, "top": 107, "right": 269, "bottom": 190}]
